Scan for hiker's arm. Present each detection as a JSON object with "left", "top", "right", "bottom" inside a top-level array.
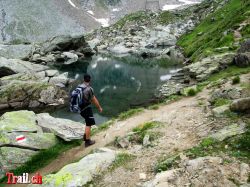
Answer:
[{"left": 92, "top": 96, "right": 102, "bottom": 112}]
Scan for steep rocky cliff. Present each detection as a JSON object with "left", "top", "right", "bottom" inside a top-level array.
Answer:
[{"left": 0, "top": 0, "right": 99, "bottom": 43}]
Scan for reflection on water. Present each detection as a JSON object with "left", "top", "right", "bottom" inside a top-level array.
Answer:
[{"left": 51, "top": 55, "right": 181, "bottom": 125}]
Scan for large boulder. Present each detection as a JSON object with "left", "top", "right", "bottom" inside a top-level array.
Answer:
[
  {"left": 233, "top": 40, "right": 250, "bottom": 67},
  {"left": 0, "top": 44, "right": 32, "bottom": 60},
  {"left": 212, "top": 105, "right": 230, "bottom": 117},
  {"left": 0, "top": 110, "right": 58, "bottom": 179},
  {"left": 61, "top": 52, "right": 78, "bottom": 65},
  {"left": 40, "top": 35, "right": 93, "bottom": 56},
  {"left": 0, "top": 131, "right": 58, "bottom": 149},
  {"left": 36, "top": 113, "right": 84, "bottom": 141},
  {"left": 156, "top": 81, "right": 185, "bottom": 98},
  {"left": 209, "top": 123, "right": 246, "bottom": 141},
  {"left": 0, "top": 110, "right": 39, "bottom": 132},
  {"left": 184, "top": 53, "right": 235, "bottom": 81},
  {"left": 209, "top": 87, "right": 243, "bottom": 104},
  {"left": 49, "top": 72, "right": 70, "bottom": 87},
  {"left": 0, "top": 57, "right": 49, "bottom": 78},
  {"left": 230, "top": 97, "right": 250, "bottom": 112},
  {"left": 238, "top": 39, "right": 250, "bottom": 53},
  {"left": 39, "top": 148, "right": 117, "bottom": 187},
  {"left": 0, "top": 147, "right": 37, "bottom": 178},
  {"left": 0, "top": 81, "right": 67, "bottom": 111},
  {"left": 233, "top": 52, "right": 250, "bottom": 67}
]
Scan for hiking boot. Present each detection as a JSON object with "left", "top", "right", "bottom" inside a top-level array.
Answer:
[
  {"left": 83, "top": 133, "right": 86, "bottom": 141},
  {"left": 85, "top": 139, "right": 95, "bottom": 147}
]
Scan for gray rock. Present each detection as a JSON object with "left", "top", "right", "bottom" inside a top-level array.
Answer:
[
  {"left": 0, "top": 73, "right": 39, "bottom": 86},
  {"left": 0, "top": 44, "right": 32, "bottom": 60},
  {"left": 0, "top": 131, "right": 58, "bottom": 150},
  {"left": 0, "top": 80, "right": 66, "bottom": 111},
  {"left": 0, "top": 0, "right": 97, "bottom": 43},
  {"left": 0, "top": 147, "right": 37, "bottom": 179},
  {"left": 184, "top": 53, "right": 235, "bottom": 81},
  {"left": 39, "top": 148, "right": 116, "bottom": 187},
  {"left": 109, "top": 44, "right": 132, "bottom": 54},
  {"left": 45, "top": 70, "right": 60, "bottom": 77},
  {"left": 212, "top": 105, "right": 230, "bottom": 117},
  {"left": 143, "top": 156, "right": 247, "bottom": 187},
  {"left": 39, "top": 86, "right": 59, "bottom": 104},
  {"left": 36, "top": 71, "right": 46, "bottom": 79},
  {"left": 210, "top": 123, "right": 246, "bottom": 141},
  {"left": 238, "top": 39, "right": 250, "bottom": 53},
  {"left": 156, "top": 81, "right": 185, "bottom": 98},
  {"left": 209, "top": 87, "right": 242, "bottom": 104},
  {"left": 230, "top": 97, "right": 250, "bottom": 112},
  {"left": 0, "top": 57, "right": 49, "bottom": 78},
  {"left": 143, "top": 134, "right": 151, "bottom": 147},
  {"left": 233, "top": 52, "right": 250, "bottom": 67},
  {"left": 62, "top": 52, "right": 78, "bottom": 65},
  {"left": 116, "top": 137, "right": 130, "bottom": 148},
  {"left": 41, "top": 35, "right": 91, "bottom": 55},
  {"left": 49, "top": 72, "right": 69, "bottom": 87},
  {"left": 0, "top": 110, "right": 40, "bottom": 133},
  {"left": 36, "top": 113, "right": 84, "bottom": 141}
]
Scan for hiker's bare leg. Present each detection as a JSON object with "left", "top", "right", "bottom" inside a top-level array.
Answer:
[{"left": 85, "top": 126, "right": 91, "bottom": 140}]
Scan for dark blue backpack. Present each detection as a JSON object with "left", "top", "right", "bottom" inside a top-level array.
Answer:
[{"left": 70, "top": 86, "right": 86, "bottom": 113}]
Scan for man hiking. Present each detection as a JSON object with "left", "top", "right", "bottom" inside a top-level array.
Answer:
[{"left": 80, "top": 74, "right": 102, "bottom": 147}]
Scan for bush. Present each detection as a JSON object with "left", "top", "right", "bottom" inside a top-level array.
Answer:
[
  {"left": 232, "top": 76, "right": 240, "bottom": 84},
  {"left": 187, "top": 88, "right": 197, "bottom": 96}
]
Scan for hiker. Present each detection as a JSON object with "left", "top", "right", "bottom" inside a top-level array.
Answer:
[{"left": 80, "top": 74, "right": 103, "bottom": 147}]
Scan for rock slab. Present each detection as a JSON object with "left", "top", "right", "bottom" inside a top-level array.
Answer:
[
  {"left": 39, "top": 148, "right": 117, "bottom": 187},
  {"left": 36, "top": 113, "right": 84, "bottom": 141}
]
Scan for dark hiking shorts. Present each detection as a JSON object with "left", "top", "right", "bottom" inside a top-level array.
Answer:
[{"left": 80, "top": 107, "right": 96, "bottom": 126}]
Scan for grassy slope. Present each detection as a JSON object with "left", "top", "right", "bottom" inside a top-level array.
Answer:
[{"left": 177, "top": 0, "right": 250, "bottom": 61}]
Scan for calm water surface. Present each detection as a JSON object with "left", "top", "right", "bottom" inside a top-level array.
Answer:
[{"left": 51, "top": 55, "right": 182, "bottom": 125}]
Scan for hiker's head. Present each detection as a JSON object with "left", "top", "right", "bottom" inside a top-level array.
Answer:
[{"left": 84, "top": 74, "right": 91, "bottom": 83}]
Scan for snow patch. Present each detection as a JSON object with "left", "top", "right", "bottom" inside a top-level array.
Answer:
[
  {"left": 95, "top": 18, "right": 110, "bottom": 27},
  {"left": 87, "top": 10, "right": 94, "bottom": 15},
  {"left": 68, "top": 0, "right": 78, "bottom": 9},
  {"left": 160, "top": 74, "right": 172, "bottom": 81},
  {"left": 112, "top": 8, "right": 120, "bottom": 12},
  {"left": 162, "top": 0, "right": 199, "bottom": 11}
]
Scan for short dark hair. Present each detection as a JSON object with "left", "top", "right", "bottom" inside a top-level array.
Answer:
[{"left": 84, "top": 74, "right": 91, "bottom": 82}]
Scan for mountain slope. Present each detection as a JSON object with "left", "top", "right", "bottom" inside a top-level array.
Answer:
[
  {"left": 0, "top": 0, "right": 99, "bottom": 43},
  {"left": 177, "top": 0, "right": 250, "bottom": 61}
]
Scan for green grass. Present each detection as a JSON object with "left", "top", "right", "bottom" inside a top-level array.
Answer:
[
  {"left": 155, "top": 121, "right": 250, "bottom": 173},
  {"left": 177, "top": 0, "right": 250, "bottom": 61},
  {"left": 241, "top": 24, "right": 250, "bottom": 38},
  {"left": 131, "top": 121, "right": 162, "bottom": 144},
  {"left": 157, "top": 11, "right": 177, "bottom": 24},
  {"left": 213, "top": 98, "right": 231, "bottom": 107},
  {"left": 114, "top": 11, "right": 149, "bottom": 29},
  {"left": 232, "top": 76, "right": 240, "bottom": 85},
  {"left": 187, "top": 88, "right": 197, "bottom": 96},
  {"left": 207, "top": 66, "right": 250, "bottom": 82},
  {"left": 186, "top": 122, "right": 250, "bottom": 163},
  {"left": 118, "top": 108, "right": 143, "bottom": 121},
  {"left": 0, "top": 139, "right": 81, "bottom": 183},
  {"left": 109, "top": 153, "right": 135, "bottom": 171},
  {"left": 154, "top": 154, "right": 181, "bottom": 173}
]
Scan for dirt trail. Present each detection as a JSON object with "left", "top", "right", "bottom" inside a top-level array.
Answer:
[{"left": 14, "top": 88, "right": 212, "bottom": 187}]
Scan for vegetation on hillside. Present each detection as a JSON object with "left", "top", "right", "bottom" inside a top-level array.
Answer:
[{"left": 178, "top": 0, "right": 250, "bottom": 61}]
